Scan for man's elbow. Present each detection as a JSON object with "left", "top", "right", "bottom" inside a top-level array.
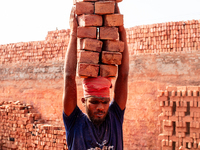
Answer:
[{"left": 64, "top": 73, "right": 76, "bottom": 81}]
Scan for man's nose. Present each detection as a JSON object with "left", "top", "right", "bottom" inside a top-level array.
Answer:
[{"left": 97, "top": 103, "right": 104, "bottom": 110}]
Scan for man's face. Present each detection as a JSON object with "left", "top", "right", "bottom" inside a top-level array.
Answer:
[{"left": 84, "top": 97, "right": 110, "bottom": 126}]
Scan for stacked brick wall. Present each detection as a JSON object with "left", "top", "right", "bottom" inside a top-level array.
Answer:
[
  {"left": 158, "top": 86, "right": 200, "bottom": 150},
  {"left": 126, "top": 19, "right": 200, "bottom": 55},
  {"left": 0, "top": 101, "right": 67, "bottom": 150},
  {"left": 1, "top": 19, "right": 200, "bottom": 65},
  {"left": 0, "top": 29, "right": 70, "bottom": 64}
]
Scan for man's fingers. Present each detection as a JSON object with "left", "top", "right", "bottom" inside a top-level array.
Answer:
[{"left": 70, "top": 6, "right": 76, "bottom": 21}]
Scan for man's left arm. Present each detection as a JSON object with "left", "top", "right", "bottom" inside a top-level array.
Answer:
[{"left": 114, "top": 4, "right": 129, "bottom": 110}]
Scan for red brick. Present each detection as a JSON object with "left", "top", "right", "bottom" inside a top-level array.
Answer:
[
  {"left": 101, "top": 51, "right": 122, "bottom": 65},
  {"left": 99, "top": 64, "right": 117, "bottom": 77},
  {"left": 187, "top": 86, "right": 200, "bottom": 91},
  {"left": 77, "top": 27, "right": 97, "bottom": 39},
  {"left": 78, "top": 14, "right": 103, "bottom": 27},
  {"left": 78, "top": 38, "right": 103, "bottom": 52},
  {"left": 79, "top": 50, "right": 99, "bottom": 64},
  {"left": 78, "top": 63, "right": 99, "bottom": 77},
  {"left": 166, "top": 86, "right": 177, "bottom": 91},
  {"left": 76, "top": 2, "right": 94, "bottom": 15},
  {"left": 100, "top": 27, "right": 118, "bottom": 40},
  {"left": 177, "top": 86, "right": 187, "bottom": 91},
  {"left": 95, "top": 1, "right": 115, "bottom": 15},
  {"left": 74, "top": 0, "right": 97, "bottom": 5},
  {"left": 103, "top": 40, "right": 124, "bottom": 52},
  {"left": 104, "top": 14, "right": 123, "bottom": 26},
  {"left": 96, "top": 0, "right": 122, "bottom": 2}
]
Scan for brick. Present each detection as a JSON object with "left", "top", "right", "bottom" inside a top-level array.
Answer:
[
  {"left": 95, "top": 1, "right": 115, "bottom": 15},
  {"left": 74, "top": 0, "right": 97, "bottom": 5},
  {"left": 187, "top": 86, "right": 200, "bottom": 91},
  {"left": 78, "top": 38, "right": 103, "bottom": 52},
  {"left": 76, "top": 2, "right": 94, "bottom": 15},
  {"left": 78, "top": 14, "right": 103, "bottom": 27},
  {"left": 104, "top": 14, "right": 123, "bottom": 26},
  {"left": 166, "top": 86, "right": 177, "bottom": 91},
  {"left": 78, "top": 50, "right": 99, "bottom": 64},
  {"left": 77, "top": 27, "right": 97, "bottom": 39},
  {"left": 158, "top": 96, "right": 168, "bottom": 101},
  {"left": 101, "top": 51, "right": 122, "bottom": 65},
  {"left": 96, "top": 0, "right": 122, "bottom": 2},
  {"left": 99, "top": 64, "right": 117, "bottom": 77},
  {"left": 176, "top": 107, "right": 187, "bottom": 112},
  {"left": 103, "top": 40, "right": 124, "bottom": 52},
  {"left": 177, "top": 86, "right": 187, "bottom": 91},
  {"left": 100, "top": 27, "right": 118, "bottom": 40},
  {"left": 78, "top": 63, "right": 99, "bottom": 77}
]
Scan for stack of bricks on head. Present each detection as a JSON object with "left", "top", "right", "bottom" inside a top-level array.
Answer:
[{"left": 74, "top": 0, "right": 124, "bottom": 78}]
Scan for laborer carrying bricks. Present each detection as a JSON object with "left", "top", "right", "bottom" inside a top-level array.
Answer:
[{"left": 62, "top": 2, "right": 129, "bottom": 150}]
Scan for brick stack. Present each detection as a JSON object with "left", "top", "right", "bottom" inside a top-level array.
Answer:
[
  {"left": 45, "top": 29, "right": 71, "bottom": 41},
  {"left": 1, "top": 19, "right": 200, "bottom": 65},
  {"left": 0, "top": 29, "right": 70, "bottom": 64},
  {"left": 158, "top": 86, "right": 200, "bottom": 150},
  {"left": 74, "top": 0, "right": 124, "bottom": 78},
  {"left": 126, "top": 20, "right": 200, "bottom": 55},
  {"left": 0, "top": 101, "right": 67, "bottom": 150}
]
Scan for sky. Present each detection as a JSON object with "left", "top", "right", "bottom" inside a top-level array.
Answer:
[{"left": 0, "top": 0, "right": 200, "bottom": 45}]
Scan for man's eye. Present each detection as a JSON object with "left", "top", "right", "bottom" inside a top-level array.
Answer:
[
  {"left": 103, "top": 101, "right": 109, "bottom": 104},
  {"left": 91, "top": 101, "right": 99, "bottom": 104}
]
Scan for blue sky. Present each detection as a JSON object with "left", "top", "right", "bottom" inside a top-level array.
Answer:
[{"left": 0, "top": 0, "right": 200, "bottom": 45}]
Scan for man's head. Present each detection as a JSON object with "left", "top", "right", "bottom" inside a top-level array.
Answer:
[
  {"left": 82, "top": 76, "right": 112, "bottom": 125},
  {"left": 82, "top": 96, "right": 110, "bottom": 126}
]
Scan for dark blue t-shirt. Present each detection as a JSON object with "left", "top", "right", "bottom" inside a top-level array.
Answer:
[{"left": 63, "top": 100, "right": 125, "bottom": 150}]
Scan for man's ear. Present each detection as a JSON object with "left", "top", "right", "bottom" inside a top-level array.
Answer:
[{"left": 81, "top": 98, "right": 86, "bottom": 105}]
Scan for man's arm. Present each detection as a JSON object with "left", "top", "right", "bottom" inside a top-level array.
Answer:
[
  {"left": 114, "top": 4, "right": 129, "bottom": 110},
  {"left": 63, "top": 6, "right": 78, "bottom": 116}
]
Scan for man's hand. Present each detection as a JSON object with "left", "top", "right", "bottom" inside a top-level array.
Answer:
[{"left": 69, "top": 6, "right": 78, "bottom": 34}]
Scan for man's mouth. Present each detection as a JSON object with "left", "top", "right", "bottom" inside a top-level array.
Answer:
[{"left": 95, "top": 112, "right": 105, "bottom": 117}]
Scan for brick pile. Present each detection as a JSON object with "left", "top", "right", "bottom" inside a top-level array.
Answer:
[
  {"left": 126, "top": 20, "right": 200, "bottom": 55},
  {"left": 0, "top": 29, "right": 70, "bottom": 64},
  {"left": 0, "top": 101, "right": 67, "bottom": 150},
  {"left": 45, "top": 29, "right": 70, "bottom": 41},
  {"left": 74, "top": 0, "right": 124, "bottom": 78},
  {"left": 158, "top": 86, "right": 200, "bottom": 150},
  {"left": 0, "top": 19, "right": 200, "bottom": 65}
]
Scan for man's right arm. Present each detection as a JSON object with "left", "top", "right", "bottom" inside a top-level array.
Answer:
[{"left": 63, "top": 6, "right": 78, "bottom": 116}]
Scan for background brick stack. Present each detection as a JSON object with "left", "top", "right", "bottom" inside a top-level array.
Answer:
[
  {"left": 0, "top": 19, "right": 200, "bottom": 65},
  {"left": 0, "top": 29, "right": 70, "bottom": 64},
  {"left": 0, "top": 101, "right": 67, "bottom": 150},
  {"left": 74, "top": 0, "right": 124, "bottom": 78},
  {"left": 158, "top": 86, "right": 200, "bottom": 150},
  {"left": 126, "top": 20, "right": 200, "bottom": 55}
]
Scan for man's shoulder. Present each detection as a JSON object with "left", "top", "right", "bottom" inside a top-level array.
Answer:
[
  {"left": 108, "top": 100, "right": 125, "bottom": 124},
  {"left": 63, "top": 106, "right": 85, "bottom": 123}
]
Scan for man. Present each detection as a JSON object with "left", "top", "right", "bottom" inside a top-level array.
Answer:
[{"left": 63, "top": 3, "right": 129, "bottom": 150}]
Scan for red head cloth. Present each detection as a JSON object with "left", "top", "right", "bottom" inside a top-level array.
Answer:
[{"left": 83, "top": 76, "right": 112, "bottom": 98}]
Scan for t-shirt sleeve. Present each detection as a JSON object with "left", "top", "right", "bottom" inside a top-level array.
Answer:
[
  {"left": 63, "top": 106, "right": 82, "bottom": 132},
  {"left": 109, "top": 100, "right": 125, "bottom": 124}
]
